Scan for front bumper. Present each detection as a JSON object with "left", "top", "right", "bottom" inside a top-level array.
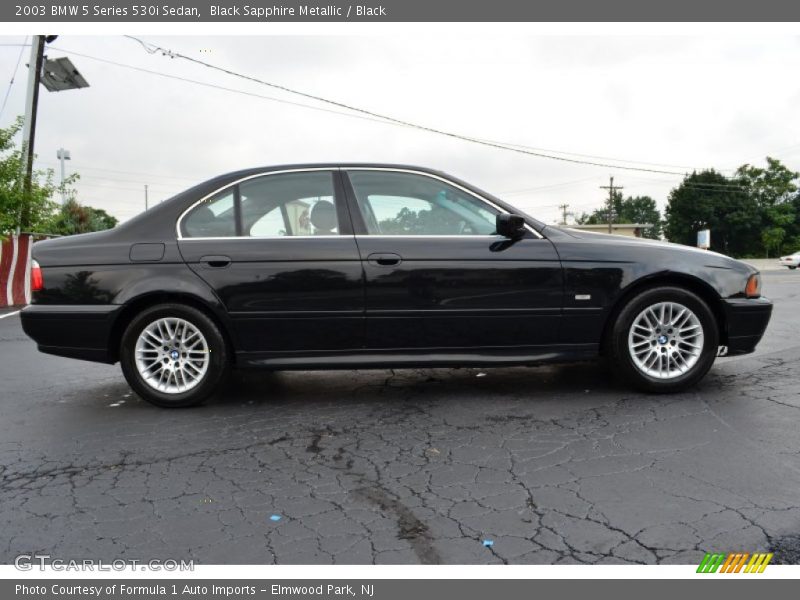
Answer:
[
  {"left": 722, "top": 297, "right": 773, "bottom": 356},
  {"left": 20, "top": 304, "right": 120, "bottom": 363}
]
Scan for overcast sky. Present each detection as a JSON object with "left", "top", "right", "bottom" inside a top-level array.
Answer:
[{"left": 0, "top": 34, "right": 798, "bottom": 224}]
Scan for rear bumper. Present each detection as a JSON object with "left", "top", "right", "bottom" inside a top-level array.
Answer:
[
  {"left": 722, "top": 297, "right": 773, "bottom": 356},
  {"left": 20, "top": 304, "right": 119, "bottom": 364}
]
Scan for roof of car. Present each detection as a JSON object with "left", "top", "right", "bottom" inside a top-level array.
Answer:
[{"left": 217, "top": 163, "right": 451, "bottom": 177}]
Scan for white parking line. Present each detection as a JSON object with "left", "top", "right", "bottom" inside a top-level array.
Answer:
[{"left": 0, "top": 310, "right": 21, "bottom": 320}]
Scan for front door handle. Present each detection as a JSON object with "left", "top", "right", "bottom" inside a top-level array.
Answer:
[
  {"left": 199, "top": 255, "right": 232, "bottom": 268},
  {"left": 367, "top": 253, "right": 402, "bottom": 267}
]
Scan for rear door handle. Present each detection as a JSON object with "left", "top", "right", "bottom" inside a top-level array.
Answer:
[
  {"left": 367, "top": 253, "right": 402, "bottom": 267},
  {"left": 199, "top": 255, "right": 231, "bottom": 268}
]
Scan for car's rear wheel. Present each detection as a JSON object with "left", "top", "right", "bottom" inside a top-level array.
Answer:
[
  {"left": 607, "top": 286, "right": 719, "bottom": 393},
  {"left": 120, "top": 304, "right": 229, "bottom": 407}
]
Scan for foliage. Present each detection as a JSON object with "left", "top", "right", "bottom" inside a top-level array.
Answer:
[
  {"left": 0, "top": 117, "right": 60, "bottom": 235},
  {"left": 737, "top": 158, "right": 798, "bottom": 257},
  {"left": 663, "top": 170, "right": 759, "bottom": 256},
  {"left": 0, "top": 116, "right": 116, "bottom": 238},
  {"left": 576, "top": 193, "right": 662, "bottom": 239},
  {"left": 48, "top": 199, "right": 118, "bottom": 236},
  {"left": 663, "top": 159, "right": 799, "bottom": 257}
]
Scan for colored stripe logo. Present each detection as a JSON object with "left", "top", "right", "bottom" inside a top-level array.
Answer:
[{"left": 697, "top": 552, "right": 773, "bottom": 573}]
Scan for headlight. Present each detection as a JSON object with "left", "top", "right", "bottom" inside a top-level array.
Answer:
[{"left": 745, "top": 273, "right": 761, "bottom": 298}]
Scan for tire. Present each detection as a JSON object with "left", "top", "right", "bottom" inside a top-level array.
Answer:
[
  {"left": 606, "top": 286, "right": 719, "bottom": 393},
  {"left": 789, "top": 266, "right": 797, "bottom": 270},
  {"left": 120, "top": 303, "right": 230, "bottom": 407}
]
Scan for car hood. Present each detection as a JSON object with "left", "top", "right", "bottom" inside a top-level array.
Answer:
[{"left": 547, "top": 225, "right": 756, "bottom": 273}]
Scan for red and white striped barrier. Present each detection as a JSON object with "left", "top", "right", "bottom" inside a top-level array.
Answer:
[{"left": 0, "top": 234, "right": 32, "bottom": 308}]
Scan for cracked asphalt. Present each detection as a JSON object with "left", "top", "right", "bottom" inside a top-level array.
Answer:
[{"left": 1, "top": 271, "right": 799, "bottom": 565}]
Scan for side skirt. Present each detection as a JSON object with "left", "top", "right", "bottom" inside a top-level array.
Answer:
[{"left": 236, "top": 344, "right": 599, "bottom": 370}]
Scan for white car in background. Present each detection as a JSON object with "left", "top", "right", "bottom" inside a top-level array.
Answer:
[{"left": 779, "top": 251, "right": 800, "bottom": 270}]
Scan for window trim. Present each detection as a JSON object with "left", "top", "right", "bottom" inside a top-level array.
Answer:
[
  {"left": 343, "top": 167, "right": 543, "bottom": 239},
  {"left": 232, "top": 185, "right": 243, "bottom": 237},
  {"left": 176, "top": 167, "right": 544, "bottom": 241},
  {"left": 176, "top": 167, "right": 342, "bottom": 241}
]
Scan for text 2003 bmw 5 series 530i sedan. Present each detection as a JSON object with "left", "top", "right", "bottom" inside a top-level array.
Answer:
[{"left": 21, "top": 164, "right": 773, "bottom": 407}]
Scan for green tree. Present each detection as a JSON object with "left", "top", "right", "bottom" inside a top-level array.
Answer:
[
  {"left": 736, "top": 157, "right": 798, "bottom": 257},
  {"left": 784, "top": 190, "right": 800, "bottom": 254},
  {"left": 0, "top": 116, "right": 116, "bottom": 238},
  {"left": 576, "top": 193, "right": 663, "bottom": 239},
  {"left": 49, "top": 198, "right": 118, "bottom": 236},
  {"left": 0, "top": 117, "right": 60, "bottom": 235},
  {"left": 664, "top": 159, "right": 800, "bottom": 257},
  {"left": 663, "top": 170, "right": 761, "bottom": 257}
]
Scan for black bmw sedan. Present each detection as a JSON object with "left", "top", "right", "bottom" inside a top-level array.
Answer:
[{"left": 21, "top": 164, "right": 772, "bottom": 407}]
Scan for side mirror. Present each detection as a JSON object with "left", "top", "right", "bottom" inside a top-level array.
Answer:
[{"left": 496, "top": 213, "right": 526, "bottom": 239}]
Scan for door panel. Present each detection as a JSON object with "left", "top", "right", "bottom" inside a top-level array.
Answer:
[
  {"left": 354, "top": 235, "right": 562, "bottom": 349},
  {"left": 179, "top": 238, "right": 364, "bottom": 352},
  {"left": 341, "top": 168, "right": 563, "bottom": 350},
  {"left": 177, "top": 170, "right": 364, "bottom": 353}
]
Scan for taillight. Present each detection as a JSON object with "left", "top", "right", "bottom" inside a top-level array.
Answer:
[
  {"left": 745, "top": 273, "right": 761, "bottom": 298},
  {"left": 30, "top": 260, "right": 43, "bottom": 292}
]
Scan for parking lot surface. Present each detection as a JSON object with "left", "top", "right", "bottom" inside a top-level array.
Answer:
[{"left": 1, "top": 271, "right": 799, "bottom": 564}]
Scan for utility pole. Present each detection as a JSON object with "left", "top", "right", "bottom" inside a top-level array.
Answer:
[
  {"left": 558, "top": 203, "right": 571, "bottom": 225},
  {"left": 56, "top": 148, "right": 70, "bottom": 204},
  {"left": 18, "top": 35, "right": 45, "bottom": 230},
  {"left": 144, "top": 184, "right": 149, "bottom": 211},
  {"left": 16, "top": 35, "right": 87, "bottom": 230},
  {"left": 600, "top": 176, "right": 623, "bottom": 234}
]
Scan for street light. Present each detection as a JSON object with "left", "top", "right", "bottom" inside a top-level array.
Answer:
[
  {"left": 56, "top": 148, "right": 71, "bottom": 205},
  {"left": 41, "top": 57, "right": 89, "bottom": 92}
]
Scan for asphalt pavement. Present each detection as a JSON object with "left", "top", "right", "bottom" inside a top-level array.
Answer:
[{"left": 1, "top": 271, "right": 799, "bottom": 565}]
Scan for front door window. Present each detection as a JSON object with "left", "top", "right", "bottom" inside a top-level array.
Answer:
[{"left": 347, "top": 170, "right": 498, "bottom": 236}]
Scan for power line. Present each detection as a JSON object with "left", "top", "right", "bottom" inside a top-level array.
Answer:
[
  {"left": 38, "top": 167, "right": 192, "bottom": 187},
  {"left": 122, "top": 35, "right": 699, "bottom": 176},
  {"left": 35, "top": 159, "right": 200, "bottom": 184},
  {"left": 48, "top": 45, "right": 405, "bottom": 129},
  {"left": 498, "top": 176, "right": 599, "bottom": 195},
  {"left": 0, "top": 36, "right": 28, "bottom": 121},
  {"left": 486, "top": 140, "right": 710, "bottom": 172},
  {"left": 33, "top": 40, "right": 760, "bottom": 203},
  {"left": 56, "top": 37, "right": 758, "bottom": 181},
  {"left": 76, "top": 181, "right": 180, "bottom": 193},
  {"left": 648, "top": 181, "right": 750, "bottom": 192},
  {"left": 48, "top": 44, "right": 693, "bottom": 190},
  {"left": 78, "top": 174, "right": 183, "bottom": 187},
  {"left": 34, "top": 161, "right": 185, "bottom": 191},
  {"left": 625, "top": 173, "right": 749, "bottom": 190}
]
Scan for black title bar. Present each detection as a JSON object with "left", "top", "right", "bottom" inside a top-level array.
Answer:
[{"left": 5, "top": 0, "right": 800, "bottom": 22}]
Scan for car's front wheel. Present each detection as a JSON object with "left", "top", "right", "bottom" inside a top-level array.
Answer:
[
  {"left": 607, "top": 286, "right": 719, "bottom": 393},
  {"left": 120, "top": 304, "right": 230, "bottom": 407}
]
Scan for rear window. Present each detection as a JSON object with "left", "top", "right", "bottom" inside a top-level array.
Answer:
[
  {"left": 181, "top": 190, "right": 236, "bottom": 238},
  {"left": 180, "top": 171, "right": 338, "bottom": 238}
]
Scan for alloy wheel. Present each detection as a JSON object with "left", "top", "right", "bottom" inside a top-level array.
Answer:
[
  {"left": 134, "top": 317, "right": 210, "bottom": 393},
  {"left": 627, "top": 301, "right": 704, "bottom": 379}
]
